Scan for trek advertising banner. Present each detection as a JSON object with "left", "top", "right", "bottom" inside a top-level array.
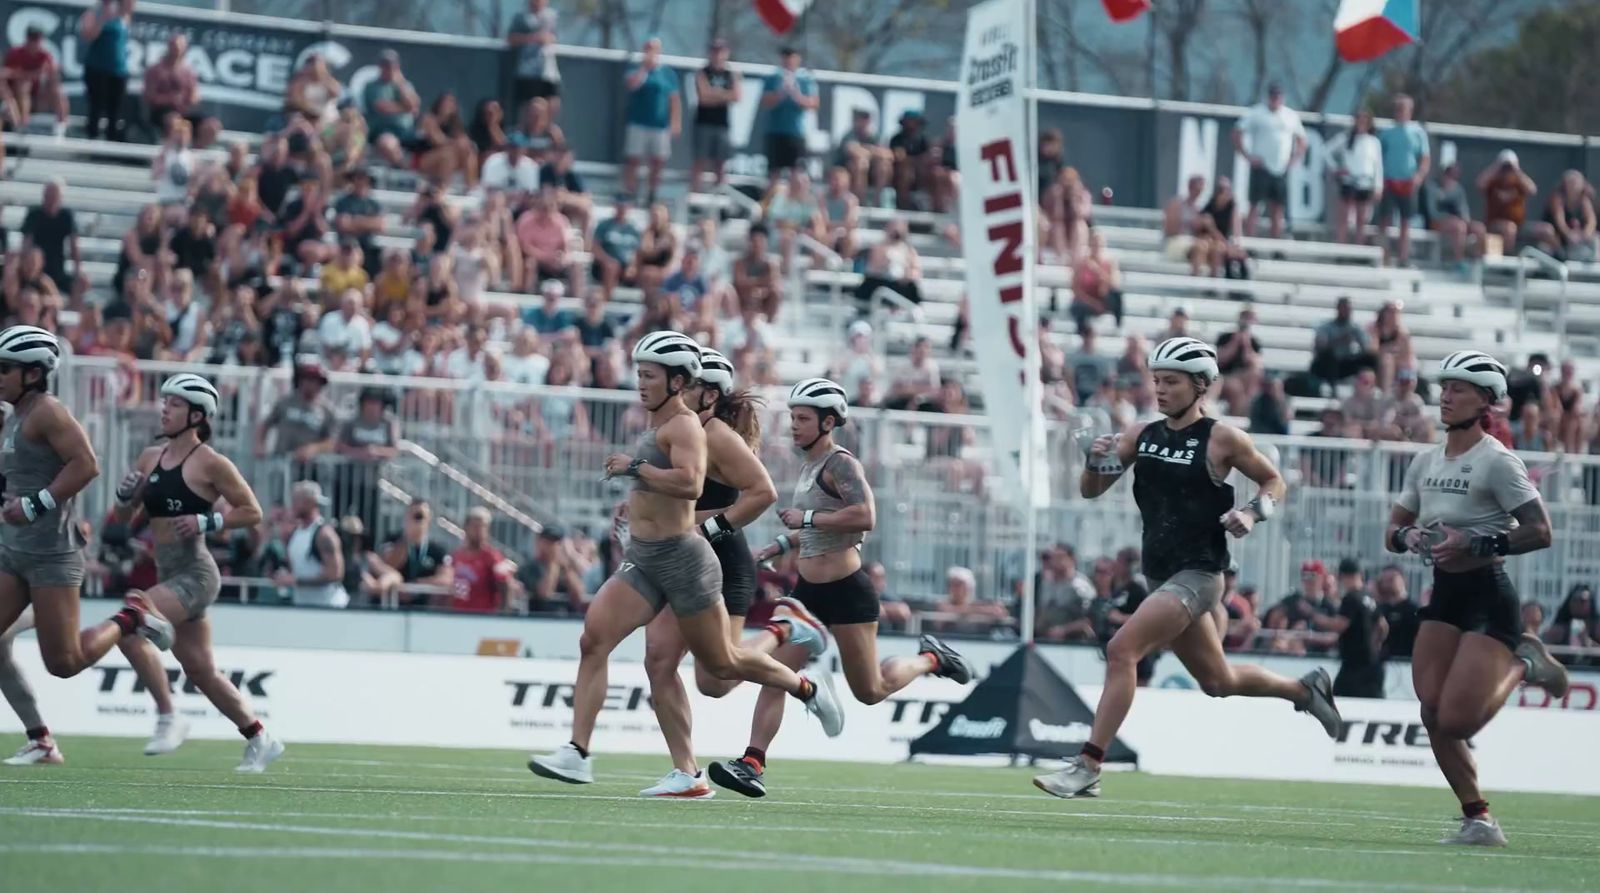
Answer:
[{"left": 954, "top": 0, "right": 1042, "bottom": 510}]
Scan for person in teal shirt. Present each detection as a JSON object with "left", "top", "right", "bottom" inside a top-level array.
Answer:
[
  {"left": 78, "top": 0, "right": 132, "bottom": 140},
  {"left": 760, "top": 47, "right": 818, "bottom": 182},
  {"left": 1376, "top": 94, "right": 1430, "bottom": 266},
  {"left": 621, "top": 38, "right": 681, "bottom": 203}
]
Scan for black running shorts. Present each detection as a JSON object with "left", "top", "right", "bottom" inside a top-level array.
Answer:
[
  {"left": 791, "top": 568, "right": 879, "bottom": 627},
  {"left": 713, "top": 532, "right": 756, "bottom": 618},
  {"left": 1420, "top": 564, "right": 1520, "bottom": 651}
]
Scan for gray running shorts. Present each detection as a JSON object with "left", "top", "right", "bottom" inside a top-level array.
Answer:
[
  {"left": 0, "top": 545, "right": 84, "bottom": 589},
  {"left": 1149, "top": 570, "right": 1225, "bottom": 620},
  {"left": 616, "top": 533, "right": 722, "bottom": 618},
  {"left": 155, "top": 538, "right": 222, "bottom": 620}
]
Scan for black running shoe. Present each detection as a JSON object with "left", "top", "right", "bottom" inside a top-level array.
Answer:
[
  {"left": 919, "top": 634, "right": 973, "bottom": 684},
  {"left": 708, "top": 757, "right": 766, "bottom": 798}
]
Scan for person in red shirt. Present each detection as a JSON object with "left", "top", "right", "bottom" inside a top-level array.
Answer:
[
  {"left": 448, "top": 507, "right": 516, "bottom": 613},
  {"left": 2, "top": 27, "right": 68, "bottom": 136}
]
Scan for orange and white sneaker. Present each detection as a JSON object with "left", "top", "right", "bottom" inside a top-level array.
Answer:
[
  {"left": 639, "top": 768, "right": 715, "bottom": 799},
  {"left": 123, "top": 592, "right": 174, "bottom": 650},
  {"left": 3, "top": 737, "right": 64, "bottom": 766},
  {"left": 772, "top": 597, "right": 828, "bottom": 659}
]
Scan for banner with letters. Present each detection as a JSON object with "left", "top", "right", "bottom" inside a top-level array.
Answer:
[{"left": 954, "top": 0, "right": 1041, "bottom": 510}]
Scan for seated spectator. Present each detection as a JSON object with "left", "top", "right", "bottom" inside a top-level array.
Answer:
[
  {"left": 661, "top": 246, "right": 713, "bottom": 328},
  {"left": 279, "top": 175, "right": 334, "bottom": 268},
  {"left": 519, "top": 525, "right": 588, "bottom": 614},
  {"left": 1157, "top": 305, "right": 1192, "bottom": 343},
  {"left": 1340, "top": 369, "right": 1385, "bottom": 437},
  {"left": 413, "top": 91, "right": 478, "bottom": 188},
  {"left": 634, "top": 200, "right": 678, "bottom": 294},
  {"left": 1423, "top": 161, "right": 1484, "bottom": 266},
  {"left": 479, "top": 139, "right": 541, "bottom": 204},
  {"left": 448, "top": 508, "right": 517, "bottom": 614},
  {"left": 819, "top": 166, "right": 861, "bottom": 262},
  {"left": 865, "top": 561, "right": 912, "bottom": 630},
  {"left": 1201, "top": 175, "right": 1250, "bottom": 279},
  {"left": 338, "top": 516, "right": 402, "bottom": 606},
  {"left": 258, "top": 280, "right": 314, "bottom": 365},
  {"left": 142, "top": 34, "right": 217, "bottom": 147},
  {"left": 516, "top": 188, "right": 576, "bottom": 293},
  {"left": 621, "top": 37, "right": 680, "bottom": 202},
  {"left": 332, "top": 168, "right": 385, "bottom": 277},
  {"left": 733, "top": 225, "right": 782, "bottom": 320},
  {"left": 1069, "top": 231, "right": 1124, "bottom": 331},
  {"left": 206, "top": 285, "right": 262, "bottom": 366},
  {"left": 1065, "top": 325, "right": 1115, "bottom": 406},
  {"left": 317, "top": 288, "right": 374, "bottom": 364},
  {"left": 1544, "top": 585, "right": 1596, "bottom": 660},
  {"left": 253, "top": 133, "right": 301, "bottom": 220},
  {"left": 273, "top": 481, "right": 349, "bottom": 608},
  {"left": 540, "top": 147, "right": 591, "bottom": 234},
  {"left": 226, "top": 171, "right": 273, "bottom": 238},
  {"left": 523, "top": 280, "right": 575, "bottom": 335},
  {"left": 283, "top": 51, "right": 343, "bottom": 126},
  {"left": 150, "top": 117, "right": 197, "bottom": 225},
  {"left": 719, "top": 301, "right": 770, "bottom": 356},
  {"left": 574, "top": 286, "right": 618, "bottom": 352},
  {"left": 364, "top": 50, "right": 423, "bottom": 168},
  {"left": 22, "top": 179, "right": 82, "bottom": 298},
  {"left": 1224, "top": 576, "right": 1262, "bottom": 651},
  {"left": 833, "top": 108, "right": 892, "bottom": 201},
  {"left": 929, "top": 116, "right": 959, "bottom": 214},
  {"left": 515, "top": 96, "right": 566, "bottom": 166},
  {"left": 452, "top": 216, "right": 507, "bottom": 307},
  {"left": 3, "top": 26, "right": 68, "bottom": 137},
  {"left": 855, "top": 218, "right": 921, "bottom": 312},
  {"left": 829, "top": 319, "right": 884, "bottom": 405},
  {"left": 255, "top": 360, "right": 337, "bottom": 466},
  {"left": 1534, "top": 170, "right": 1598, "bottom": 263},
  {"left": 1217, "top": 307, "right": 1263, "bottom": 411},
  {"left": 1478, "top": 150, "right": 1537, "bottom": 254},
  {"left": 1037, "top": 128, "right": 1066, "bottom": 199},
  {"left": 1552, "top": 359, "right": 1585, "bottom": 453},
  {"left": 888, "top": 109, "right": 932, "bottom": 210},
  {"left": 933, "top": 566, "right": 1010, "bottom": 635},
  {"left": 405, "top": 182, "right": 458, "bottom": 255},
  {"left": 918, "top": 378, "right": 981, "bottom": 489},
  {"left": 446, "top": 324, "right": 493, "bottom": 380},
  {"left": 1303, "top": 408, "right": 1355, "bottom": 486},
  {"left": 169, "top": 204, "right": 219, "bottom": 287},
  {"left": 764, "top": 168, "right": 826, "bottom": 274},
  {"left": 591, "top": 194, "right": 641, "bottom": 298},
  {"left": 468, "top": 98, "right": 509, "bottom": 156},
  {"left": 1377, "top": 368, "right": 1434, "bottom": 443},
  {"left": 1164, "top": 174, "right": 1226, "bottom": 277},
  {"left": 1368, "top": 300, "right": 1415, "bottom": 392},
  {"left": 1044, "top": 166, "right": 1093, "bottom": 262},
  {"left": 1311, "top": 296, "right": 1377, "bottom": 388},
  {"left": 1512, "top": 401, "right": 1554, "bottom": 451},
  {"left": 1520, "top": 600, "right": 1545, "bottom": 640},
  {"left": 321, "top": 100, "right": 368, "bottom": 182},
  {"left": 885, "top": 335, "right": 941, "bottom": 410},
  {"left": 1034, "top": 544, "right": 1095, "bottom": 642}
]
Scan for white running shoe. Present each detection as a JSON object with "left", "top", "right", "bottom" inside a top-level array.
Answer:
[
  {"left": 124, "top": 593, "right": 174, "bottom": 651},
  {"left": 802, "top": 672, "right": 845, "bottom": 737},
  {"left": 1033, "top": 756, "right": 1102, "bottom": 799},
  {"left": 235, "top": 729, "right": 285, "bottom": 773},
  {"left": 144, "top": 714, "right": 189, "bottom": 756},
  {"left": 1440, "top": 816, "right": 1508, "bottom": 847},
  {"left": 528, "top": 742, "right": 594, "bottom": 784},
  {"left": 3, "top": 738, "right": 63, "bottom": 766},
  {"left": 773, "top": 597, "right": 829, "bottom": 659},
  {"left": 639, "top": 768, "right": 715, "bottom": 799}
]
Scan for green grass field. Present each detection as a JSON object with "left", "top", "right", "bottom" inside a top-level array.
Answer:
[{"left": 1, "top": 737, "right": 1596, "bottom": 893}]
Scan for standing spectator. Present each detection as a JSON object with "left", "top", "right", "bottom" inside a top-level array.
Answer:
[
  {"left": 1373, "top": 565, "right": 1418, "bottom": 660},
  {"left": 516, "top": 187, "right": 575, "bottom": 295},
  {"left": 1308, "top": 559, "right": 1386, "bottom": 699},
  {"left": 1479, "top": 149, "right": 1537, "bottom": 253},
  {"left": 142, "top": 34, "right": 215, "bottom": 146},
  {"left": 885, "top": 335, "right": 941, "bottom": 410},
  {"left": 507, "top": 0, "right": 561, "bottom": 119},
  {"left": 364, "top": 50, "right": 422, "bottom": 168},
  {"left": 590, "top": 194, "right": 641, "bottom": 298},
  {"left": 1311, "top": 296, "right": 1377, "bottom": 388},
  {"left": 271, "top": 481, "right": 348, "bottom": 608},
  {"left": 855, "top": 218, "right": 922, "bottom": 311},
  {"left": 1423, "top": 162, "right": 1484, "bottom": 267},
  {"left": 834, "top": 109, "right": 892, "bottom": 201},
  {"left": 256, "top": 360, "right": 337, "bottom": 469},
  {"left": 690, "top": 38, "right": 740, "bottom": 191},
  {"left": 449, "top": 507, "right": 516, "bottom": 614},
  {"left": 518, "top": 525, "right": 587, "bottom": 614},
  {"left": 2, "top": 26, "right": 68, "bottom": 137},
  {"left": 333, "top": 168, "right": 386, "bottom": 278},
  {"left": 1374, "top": 94, "right": 1429, "bottom": 266},
  {"left": 381, "top": 499, "right": 454, "bottom": 604},
  {"left": 1068, "top": 231, "right": 1123, "bottom": 331},
  {"left": 1551, "top": 359, "right": 1585, "bottom": 453},
  {"left": 760, "top": 47, "right": 818, "bottom": 182},
  {"left": 1232, "top": 82, "right": 1306, "bottom": 239},
  {"left": 1329, "top": 108, "right": 1382, "bottom": 247},
  {"left": 1534, "top": 170, "right": 1598, "bottom": 263},
  {"left": 621, "top": 38, "right": 680, "bottom": 203},
  {"left": 78, "top": 0, "right": 132, "bottom": 141},
  {"left": 334, "top": 387, "right": 398, "bottom": 537},
  {"left": 21, "top": 179, "right": 81, "bottom": 297}
]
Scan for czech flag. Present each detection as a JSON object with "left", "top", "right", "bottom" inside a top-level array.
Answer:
[
  {"left": 1334, "top": 0, "right": 1420, "bottom": 62},
  {"left": 1102, "top": 0, "right": 1151, "bottom": 23},
  {"left": 756, "top": 0, "right": 812, "bottom": 35}
]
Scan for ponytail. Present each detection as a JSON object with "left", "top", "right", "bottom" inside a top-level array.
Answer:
[
  {"left": 197, "top": 418, "right": 213, "bottom": 442},
  {"left": 712, "top": 388, "right": 765, "bottom": 450}
]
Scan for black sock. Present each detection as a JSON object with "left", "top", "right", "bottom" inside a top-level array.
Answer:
[
  {"left": 111, "top": 607, "right": 139, "bottom": 636},
  {"left": 239, "top": 720, "right": 264, "bottom": 740},
  {"left": 1463, "top": 799, "right": 1489, "bottom": 819},
  {"left": 795, "top": 678, "right": 816, "bottom": 702},
  {"left": 1080, "top": 742, "right": 1106, "bottom": 763},
  {"left": 25, "top": 726, "right": 48, "bottom": 741},
  {"left": 742, "top": 746, "right": 766, "bottom": 767},
  {"left": 569, "top": 740, "right": 590, "bottom": 759}
]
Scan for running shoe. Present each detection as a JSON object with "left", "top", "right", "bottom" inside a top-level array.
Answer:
[
  {"left": 1515, "top": 633, "right": 1570, "bottom": 698},
  {"left": 1296, "top": 667, "right": 1342, "bottom": 738},
  {"left": 144, "top": 713, "right": 189, "bottom": 756},
  {"left": 802, "top": 672, "right": 845, "bottom": 737},
  {"left": 773, "top": 597, "right": 829, "bottom": 660},
  {"left": 1440, "top": 815, "right": 1507, "bottom": 847},
  {"left": 918, "top": 634, "right": 973, "bottom": 684},
  {"left": 1033, "top": 756, "right": 1100, "bottom": 799},
  {"left": 3, "top": 737, "right": 63, "bottom": 766},
  {"left": 708, "top": 756, "right": 767, "bottom": 798},
  {"left": 235, "top": 729, "right": 285, "bottom": 773},
  {"left": 124, "top": 592, "right": 174, "bottom": 651},
  {"left": 528, "top": 742, "right": 594, "bottom": 784},
  {"left": 639, "top": 768, "right": 715, "bottom": 799}
]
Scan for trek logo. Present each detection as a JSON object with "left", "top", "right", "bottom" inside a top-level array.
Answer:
[
  {"left": 947, "top": 715, "right": 1007, "bottom": 739},
  {"left": 1335, "top": 719, "right": 1471, "bottom": 749},
  {"left": 1422, "top": 475, "right": 1470, "bottom": 495},
  {"left": 96, "top": 665, "right": 273, "bottom": 698},
  {"left": 1138, "top": 442, "right": 1197, "bottom": 465},
  {"left": 1026, "top": 719, "right": 1091, "bottom": 744},
  {"left": 507, "top": 680, "right": 653, "bottom": 712},
  {"left": 887, "top": 697, "right": 955, "bottom": 725}
]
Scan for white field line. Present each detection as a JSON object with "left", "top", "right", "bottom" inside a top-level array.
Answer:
[{"left": 0, "top": 812, "right": 1585, "bottom": 893}]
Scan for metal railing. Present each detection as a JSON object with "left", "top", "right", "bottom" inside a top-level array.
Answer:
[{"left": 1514, "top": 246, "right": 1571, "bottom": 356}]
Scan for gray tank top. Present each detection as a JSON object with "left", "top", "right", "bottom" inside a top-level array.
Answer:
[
  {"left": 824, "top": 194, "right": 851, "bottom": 225},
  {"left": 0, "top": 400, "right": 81, "bottom": 554},
  {"left": 793, "top": 444, "right": 865, "bottom": 558},
  {"left": 630, "top": 425, "right": 674, "bottom": 493}
]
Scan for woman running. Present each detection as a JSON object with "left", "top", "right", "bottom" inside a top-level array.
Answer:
[
  {"left": 112, "top": 373, "right": 284, "bottom": 773},
  {"left": 528, "top": 333, "right": 843, "bottom": 786},
  {"left": 1034, "top": 337, "right": 1341, "bottom": 800},
  {"left": 1386, "top": 350, "right": 1567, "bottom": 846},
  {"left": 707, "top": 377, "right": 973, "bottom": 799},
  {"left": 0, "top": 326, "right": 172, "bottom": 697},
  {"left": 638, "top": 346, "right": 828, "bottom": 799}
]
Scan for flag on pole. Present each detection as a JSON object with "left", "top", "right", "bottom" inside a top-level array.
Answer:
[
  {"left": 1334, "top": 0, "right": 1420, "bottom": 62},
  {"left": 1102, "top": 0, "right": 1151, "bottom": 23},
  {"left": 755, "top": 0, "right": 812, "bottom": 35}
]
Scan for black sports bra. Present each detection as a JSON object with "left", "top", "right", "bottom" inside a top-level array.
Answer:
[
  {"left": 141, "top": 445, "right": 214, "bottom": 518},
  {"left": 696, "top": 476, "right": 738, "bottom": 512}
]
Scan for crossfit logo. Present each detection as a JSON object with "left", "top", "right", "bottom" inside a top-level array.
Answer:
[
  {"left": 948, "top": 715, "right": 1007, "bottom": 739},
  {"left": 1027, "top": 718, "right": 1091, "bottom": 744}
]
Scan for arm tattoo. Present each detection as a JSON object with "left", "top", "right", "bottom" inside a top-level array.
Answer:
[{"left": 829, "top": 457, "right": 871, "bottom": 507}]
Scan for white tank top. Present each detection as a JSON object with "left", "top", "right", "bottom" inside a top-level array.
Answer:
[
  {"left": 1395, "top": 435, "right": 1541, "bottom": 539},
  {"left": 287, "top": 519, "right": 350, "bottom": 608}
]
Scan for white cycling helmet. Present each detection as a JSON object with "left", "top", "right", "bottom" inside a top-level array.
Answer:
[
  {"left": 789, "top": 377, "right": 850, "bottom": 421},
  {"left": 697, "top": 346, "right": 735, "bottom": 394},
  {"left": 1150, "top": 336, "right": 1220, "bottom": 383},
  {"left": 632, "top": 330, "right": 703, "bottom": 379},
  {"left": 160, "top": 373, "right": 220, "bottom": 418},
  {"left": 1438, "top": 351, "right": 1508, "bottom": 401},
  {"left": 0, "top": 325, "right": 60, "bottom": 373}
]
